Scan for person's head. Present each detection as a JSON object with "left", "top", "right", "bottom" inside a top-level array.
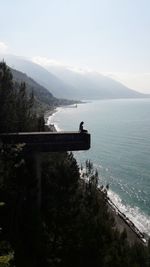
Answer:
[{"left": 81, "top": 121, "right": 84, "bottom": 125}]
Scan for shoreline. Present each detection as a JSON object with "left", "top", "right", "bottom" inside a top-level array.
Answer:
[
  {"left": 45, "top": 106, "right": 149, "bottom": 246},
  {"left": 45, "top": 103, "right": 80, "bottom": 132},
  {"left": 45, "top": 107, "right": 57, "bottom": 122},
  {"left": 105, "top": 192, "right": 148, "bottom": 246},
  {"left": 45, "top": 107, "right": 58, "bottom": 132}
]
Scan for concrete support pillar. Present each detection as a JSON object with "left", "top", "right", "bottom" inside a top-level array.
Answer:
[{"left": 32, "top": 152, "right": 41, "bottom": 211}]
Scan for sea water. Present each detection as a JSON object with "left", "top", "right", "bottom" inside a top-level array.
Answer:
[{"left": 47, "top": 99, "right": 150, "bottom": 236}]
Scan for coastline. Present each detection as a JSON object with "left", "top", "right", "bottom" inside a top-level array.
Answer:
[
  {"left": 105, "top": 192, "right": 147, "bottom": 246},
  {"left": 45, "top": 107, "right": 57, "bottom": 122},
  {"left": 45, "top": 103, "right": 80, "bottom": 132},
  {"left": 45, "top": 106, "right": 148, "bottom": 247},
  {"left": 45, "top": 107, "right": 58, "bottom": 132}
]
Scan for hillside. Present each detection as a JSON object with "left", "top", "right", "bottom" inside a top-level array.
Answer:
[
  {"left": 11, "top": 68, "right": 57, "bottom": 108},
  {"left": 1, "top": 62, "right": 150, "bottom": 267},
  {"left": 46, "top": 65, "right": 149, "bottom": 99},
  {"left": 1, "top": 54, "right": 149, "bottom": 100},
  {"left": 11, "top": 68, "right": 78, "bottom": 112},
  {"left": 1, "top": 54, "right": 77, "bottom": 100}
]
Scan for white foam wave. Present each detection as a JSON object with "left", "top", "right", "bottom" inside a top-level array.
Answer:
[
  {"left": 46, "top": 113, "right": 56, "bottom": 126},
  {"left": 47, "top": 108, "right": 64, "bottom": 132},
  {"left": 108, "top": 190, "right": 150, "bottom": 236},
  {"left": 54, "top": 123, "right": 63, "bottom": 132}
]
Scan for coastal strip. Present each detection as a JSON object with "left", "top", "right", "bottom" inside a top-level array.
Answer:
[
  {"left": 105, "top": 192, "right": 148, "bottom": 246},
  {"left": 44, "top": 108, "right": 57, "bottom": 126},
  {"left": 45, "top": 107, "right": 58, "bottom": 132}
]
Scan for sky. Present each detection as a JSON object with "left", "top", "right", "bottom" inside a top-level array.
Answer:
[{"left": 1, "top": 0, "right": 150, "bottom": 93}]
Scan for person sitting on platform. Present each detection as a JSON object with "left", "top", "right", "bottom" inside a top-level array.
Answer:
[{"left": 79, "top": 121, "right": 87, "bottom": 133}]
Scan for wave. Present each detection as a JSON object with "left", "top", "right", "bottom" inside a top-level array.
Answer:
[
  {"left": 47, "top": 108, "right": 63, "bottom": 131},
  {"left": 107, "top": 190, "right": 150, "bottom": 237},
  {"left": 53, "top": 123, "right": 62, "bottom": 132}
]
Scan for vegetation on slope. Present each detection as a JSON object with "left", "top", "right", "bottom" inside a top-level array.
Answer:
[
  {"left": 11, "top": 67, "right": 79, "bottom": 114},
  {"left": 0, "top": 62, "right": 150, "bottom": 267}
]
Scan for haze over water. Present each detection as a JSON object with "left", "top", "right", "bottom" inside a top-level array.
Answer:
[{"left": 48, "top": 99, "right": 150, "bottom": 236}]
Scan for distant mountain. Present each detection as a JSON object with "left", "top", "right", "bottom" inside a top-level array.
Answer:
[
  {"left": 0, "top": 54, "right": 77, "bottom": 100},
  {"left": 46, "top": 65, "right": 149, "bottom": 99},
  {"left": 1, "top": 54, "right": 149, "bottom": 100},
  {"left": 10, "top": 68, "right": 77, "bottom": 113}
]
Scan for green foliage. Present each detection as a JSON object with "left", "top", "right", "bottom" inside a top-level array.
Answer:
[
  {"left": 0, "top": 61, "right": 46, "bottom": 133},
  {"left": 11, "top": 67, "right": 81, "bottom": 113},
  {"left": 0, "top": 63, "right": 150, "bottom": 267},
  {"left": 40, "top": 157, "right": 150, "bottom": 267},
  {"left": 0, "top": 241, "right": 14, "bottom": 267},
  {"left": 0, "top": 62, "right": 16, "bottom": 132},
  {"left": 0, "top": 254, "right": 14, "bottom": 267}
]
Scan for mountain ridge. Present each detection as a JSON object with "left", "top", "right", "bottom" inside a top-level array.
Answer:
[
  {"left": 1, "top": 54, "right": 149, "bottom": 100},
  {"left": 10, "top": 67, "right": 78, "bottom": 113},
  {"left": 0, "top": 54, "right": 77, "bottom": 100},
  {"left": 46, "top": 65, "right": 149, "bottom": 99}
]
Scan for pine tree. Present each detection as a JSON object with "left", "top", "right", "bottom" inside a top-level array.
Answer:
[
  {"left": 16, "top": 82, "right": 37, "bottom": 132},
  {"left": 0, "top": 62, "right": 16, "bottom": 132}
]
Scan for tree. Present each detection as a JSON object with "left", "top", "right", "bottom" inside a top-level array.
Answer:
[
  {"left": 16, "top": 82, "right": 38, "bottom": 132},
  {"left": 0, "top": 62, "right": 16, "bottom": 132}
]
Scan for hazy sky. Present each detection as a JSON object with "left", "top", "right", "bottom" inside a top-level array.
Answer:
[{"left": 1, "top": 0, "right": 150, "bottom": 92}]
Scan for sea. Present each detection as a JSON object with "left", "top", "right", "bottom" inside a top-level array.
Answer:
[{"left": 47, "top": 99, "right": 150, "bottom": 237}]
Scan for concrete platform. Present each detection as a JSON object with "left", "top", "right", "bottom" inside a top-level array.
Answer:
[{"left": 0, "top": 131, "right": 91, "bottom": 152}]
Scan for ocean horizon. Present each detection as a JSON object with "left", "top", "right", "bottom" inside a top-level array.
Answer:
[{"left": 47, "top": 98, "right": 150, "bottom": 237}]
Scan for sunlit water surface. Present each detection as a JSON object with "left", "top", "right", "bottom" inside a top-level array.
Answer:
[{"left": 47, "top": 99, "right": 150, "bottom": 236}]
